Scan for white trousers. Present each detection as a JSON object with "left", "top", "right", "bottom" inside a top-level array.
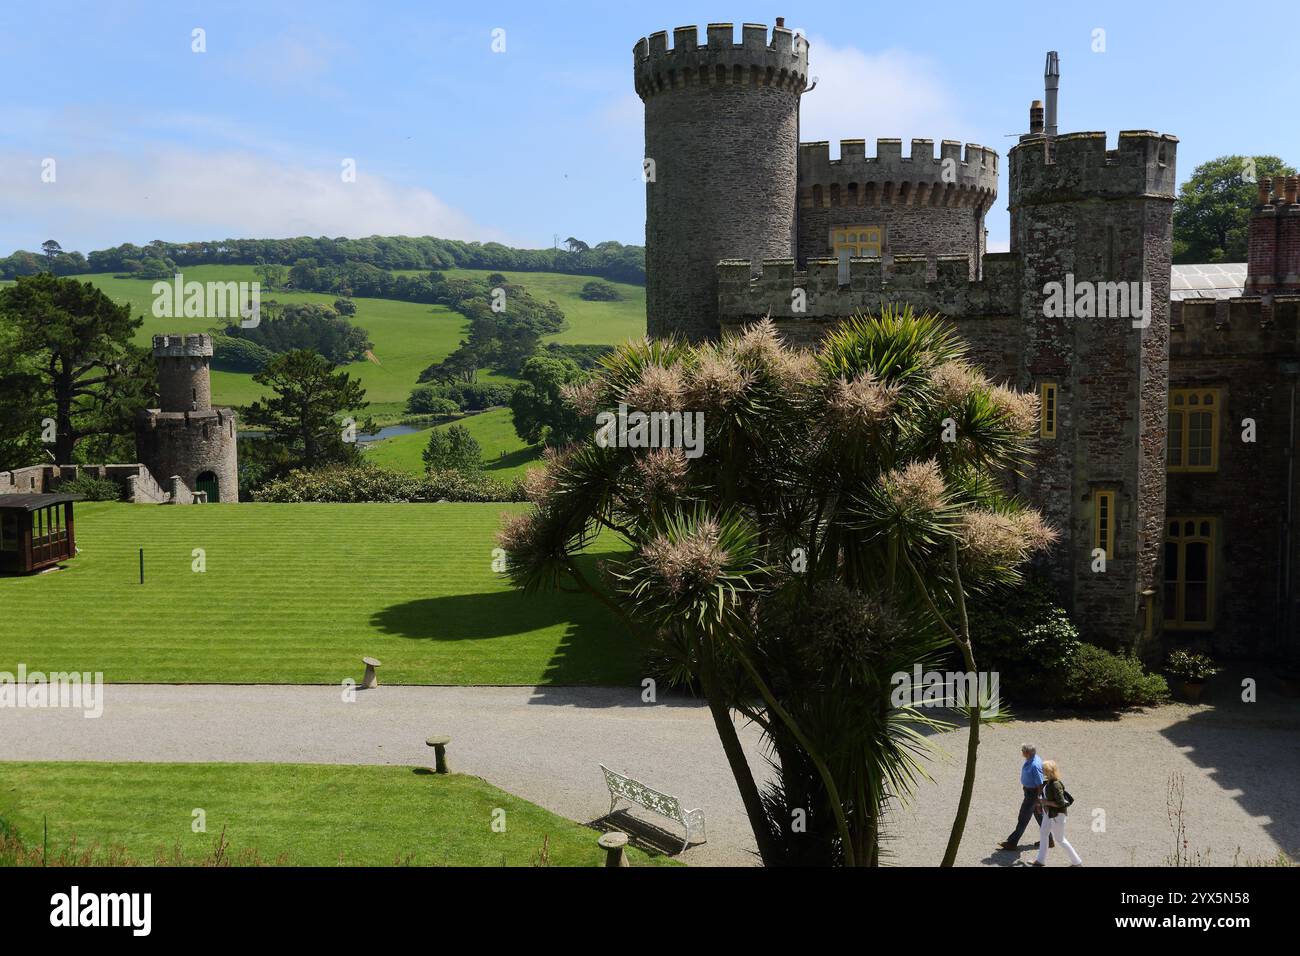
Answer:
[{"left": 1035, "top": 813, "right": 1082, "bottom": 865}]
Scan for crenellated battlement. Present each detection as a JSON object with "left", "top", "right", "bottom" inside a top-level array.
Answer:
[
  {"left": 633, "top": 23, "right": 809, "bottom": 100},
  {"left": 799, "top": 139, "right": 998, "bottom": 209},
  {"left": 138, "top": 408, "right": 236, "bottom": 430},
  {"left": 1010, "top": 131, "right": 1178, "bottom": 204},
  {"left": 152, "top": 333, "right": 213, "bottom": 358},
  {"left": 717, "top": 253, "right": 1019, "bottom": 323},
  {"left": 1171, "top": 294, "right": 1300, "bottom": 356}
]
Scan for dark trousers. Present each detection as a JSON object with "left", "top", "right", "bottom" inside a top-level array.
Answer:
[{"left": 1007, "top": 786, "right": 1043, "bottom": 844}]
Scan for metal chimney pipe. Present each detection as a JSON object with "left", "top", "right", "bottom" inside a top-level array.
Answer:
[{"left": 1044, "top": 51, "right": 1060, "bottom": 136}]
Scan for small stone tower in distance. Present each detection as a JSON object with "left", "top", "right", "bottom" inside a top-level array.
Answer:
[
  {"left": 635, "top": 21, "right": 809, "bottom": 341},
  {"left": 136, "top": 333, "right": 239, "bottom": 503}
]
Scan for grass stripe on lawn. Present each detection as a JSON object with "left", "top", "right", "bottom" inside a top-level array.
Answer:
[
  {"left": 0, "top": 502, "right": 640, "bottom": 685},
  {"left": 0, "top": 761, "right": 673, "bottom": 866}
]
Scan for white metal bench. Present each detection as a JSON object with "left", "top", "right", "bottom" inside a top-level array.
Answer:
[{"left": 599, "top": 764, "right": 706, "bottom": 854}]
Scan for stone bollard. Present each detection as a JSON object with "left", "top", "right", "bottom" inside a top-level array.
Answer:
[
  {"left": 361, "top": 656, "right": 381, "bottom": 689},
  {"left": 598, "top": 831, "right": 630, "bottom": 868},
  {"left": 425, "top": 735, "right": 451, "bottom": 774}
]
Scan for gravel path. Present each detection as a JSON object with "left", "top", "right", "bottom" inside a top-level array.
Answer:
[{"left": 1, "top": 680, "right": 1294, "bottom": 866}]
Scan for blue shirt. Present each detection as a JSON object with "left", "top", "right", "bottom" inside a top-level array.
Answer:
[{"left": 1020, "top": 754, "right": 1044, "bottom": 788}]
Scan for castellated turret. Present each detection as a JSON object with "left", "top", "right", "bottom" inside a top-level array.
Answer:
[
  {"left": 797, "top": 138, "right": 999, "bottom": 278},
  {"left": 1009, "top": 130, "right": 1177, "bottom": 655},
  {"left": 136, "top": 333, "right": 239, "bottom": 503},
  {"left": 636, "top": 22, "right": 809, "bottom": 340}
]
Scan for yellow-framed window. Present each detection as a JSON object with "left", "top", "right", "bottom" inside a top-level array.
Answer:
[
  {"left": 831, "top": 226, "right": 883, "bottom": 258},
  {"left": 1168, "top": 388, "right": 1220, "bottom": 472},
  {"left": 1039, "top": 382, "right": 1058, "bottom": 438},
  {"left": 1163, "top": 517, "right": 1215, "bottom": 629},
  {"left": 1093, "top": 490, "right": 1116, "bottom": 560}
]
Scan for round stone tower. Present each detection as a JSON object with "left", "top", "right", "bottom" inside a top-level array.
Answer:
[
  {"left": 635, "top": 22, "right": 808, "bottom": 341},
  {"left": 136, "top": 333, "right": 239, "bottom": 503}
]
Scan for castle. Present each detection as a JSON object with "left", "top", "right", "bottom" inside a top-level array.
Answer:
[
  {"left": 0, "top": 333, "right": 239, "bottom": 505},
  {"left": 135, "top": 334, "right": 239, "bottom": 504},
  {"left": 634, "top": 20, "right": 1300, "bottom": 663}
]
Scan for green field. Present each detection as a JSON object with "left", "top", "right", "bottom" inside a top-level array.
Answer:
[
  {"left": 0, "top": 762, "right": 670, "bottom": 866},
  {"left": 73, "top": 266, "right": 474, "bottom": 421},
  {"left": 0, "top": 502, "right": 638, "bottom": 684},
  {"left": 71, "top": 266, "right": 645, "bottom": 422},
  {"left": 437, "top": 269, "right": 647, "bottom": 346},
  {"left": 365, "top": 407, "right": 543, "bottom": 479}
]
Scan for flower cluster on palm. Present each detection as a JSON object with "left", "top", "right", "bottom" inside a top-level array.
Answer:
[{"left": 499, "top": 307, "right": 1054, "bottom": 866}]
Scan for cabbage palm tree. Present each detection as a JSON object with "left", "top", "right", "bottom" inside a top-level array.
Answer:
[{"left": 498, "top": 308, "right": 1053, "bottom": 865}]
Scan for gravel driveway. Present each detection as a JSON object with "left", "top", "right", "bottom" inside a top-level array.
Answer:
[{"left": 1, "top": 678, "right": 1294, "bottom": 867}]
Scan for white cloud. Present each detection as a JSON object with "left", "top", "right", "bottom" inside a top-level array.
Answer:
[
  {"left": 798, "top": 40, "right": 980, "bottom": 154},
  {"left": 0, "top": 148, "right": 507, "bottom": 249}
]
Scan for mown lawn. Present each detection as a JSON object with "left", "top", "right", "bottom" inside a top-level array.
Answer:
[
  {"left": 364, "top": 407, "right": 543, "bottom": 479},
  {"left": 0, "top": 502, "right": 638, "bottom": 684},
  {"left": 0, "top": 762, "right": 671, "bottom": 866}
]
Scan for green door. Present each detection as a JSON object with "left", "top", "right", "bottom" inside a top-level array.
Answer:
[{"left": 195, "top": 472, "right": 220, "bottom": 503}]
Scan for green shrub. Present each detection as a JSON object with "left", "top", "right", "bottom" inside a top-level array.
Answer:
[
  {"left": 1165, "top": 649, "right": 1221, "bottom": 683},
  {"left": 57, "top": 473, "right": 121, "bottom": 501},
  {"left": 967, "top": 574, "right": 1168, "bottom": 709},
  {"left": 407, "top": 381, "right": 514, "bottom": 414},
  {"left": 212, "top": 334, "right": 275, "bottom": 372},
  {"left": 1059, "top": 643, "right": 1170, "bottom": 709},
  {"left": 420, "top": 469, "right": 526, "bottom": 503},
  {"left": 404, "top": 388, "right": 460, "bottom": 417},
  {"left": 543, "top": 343, "right": 614, "bottom": 370},
  {"left": 251, "top": 464, "right": 524, "bottom": 503},
  {"left": 450, "top": 382, "right": 515, "bottom": 410},
  {"left": 579, "top": 279, "right": 621, "bottom": 301},
  {"left": 966, "top": 576, "right": 1082, "bottom": 703}
]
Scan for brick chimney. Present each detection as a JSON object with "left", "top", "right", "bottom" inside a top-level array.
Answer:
[{"left": 1246, "top": 175, "right": 1300, "bottom": 295}]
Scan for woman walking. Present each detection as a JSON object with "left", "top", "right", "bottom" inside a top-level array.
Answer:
[{"left": 1033, "top": 760, "right": 1083, "bottom": 866}]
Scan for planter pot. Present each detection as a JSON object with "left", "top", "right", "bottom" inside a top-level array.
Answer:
[{"left": 1180, "top": 680, "right": 1206, "bottom": 702}]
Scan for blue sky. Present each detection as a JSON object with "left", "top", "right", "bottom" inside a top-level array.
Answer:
[{"left": 2, "top": 0, "right": 1293, "bottom": 258}]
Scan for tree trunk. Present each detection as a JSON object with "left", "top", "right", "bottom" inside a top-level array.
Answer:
[
  {"left": 54, "top": 383, "right": 75, "bottom": 464},
  {"left": 699, "top": 641, "right": 778, "bottom": 865},
  {"left": 940, "top": 698, "right": 980, "bottom": 866},
  {"left": 940, "top": 540, "right": 979, "bottom": 867}
]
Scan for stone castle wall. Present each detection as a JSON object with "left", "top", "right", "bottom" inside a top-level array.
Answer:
[
  {"left": 1168, "top": 296, "right": 1300, "bottom": 656},
  {"left": 0, "top": 463, "right": 169, "bottom": 503}
]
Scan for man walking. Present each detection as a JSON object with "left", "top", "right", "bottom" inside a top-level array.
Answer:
[{"left": 998, "top": 743, "right": 1051, "bottom": 850}]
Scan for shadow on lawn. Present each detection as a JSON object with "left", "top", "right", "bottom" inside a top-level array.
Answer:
[
  {"left": 369, "top": 590, "right": 706, "bottom": 705},
  {"left": 484, "top": 446, "right": 543, "bottom": 474},
  {"left": 369, "top": 552, "right": 711, "bottom": 704}
]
